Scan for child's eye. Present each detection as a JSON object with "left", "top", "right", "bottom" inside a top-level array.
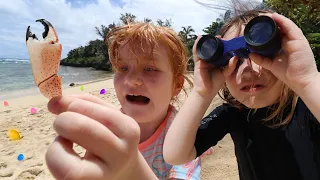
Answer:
[
  {"left": 144, "top": 67, "right": 156, "bottom": 72},
  {"left": 118, "top": 66, "right": 128, "bottom": 72}
]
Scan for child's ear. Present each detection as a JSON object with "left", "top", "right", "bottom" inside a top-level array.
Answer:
[{"left": 173, "top": 75, "right": 184, "bottom": 96}]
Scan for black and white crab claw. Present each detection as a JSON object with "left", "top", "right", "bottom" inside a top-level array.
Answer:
[
  {"left": 26, "top": 19, "right": 59, "bottom": 44},
  {"left": 25, "top": 19, "right": 62, "bottom": 99},
  {"left": 26, "top": 26, "right": 38, "bottom": 42}
]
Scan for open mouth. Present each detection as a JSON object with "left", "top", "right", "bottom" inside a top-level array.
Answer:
[
  {"left": 126, "top": 94, "right": 150, "bottom": 105},
  {"left": 241, "top": 84, "right": 265, "bottom": 92}
]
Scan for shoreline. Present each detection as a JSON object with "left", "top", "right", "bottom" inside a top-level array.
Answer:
[
  {"left": 0, "top": 76, "right": 113, "bottom": 101},
  {"left": 0, "top": 60, "right": 114, "bottom": 101}
]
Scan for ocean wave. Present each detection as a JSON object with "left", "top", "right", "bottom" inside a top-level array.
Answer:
[
  {"left": 0, "top": 58, "right": 30, "bottom": 64},
  {"left": 60, "top": 73, "right": 79, "bottom": 76}
]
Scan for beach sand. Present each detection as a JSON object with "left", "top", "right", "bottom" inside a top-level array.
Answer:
[{"left": 0, "top": 78, "right": 238, "bottom": 180}]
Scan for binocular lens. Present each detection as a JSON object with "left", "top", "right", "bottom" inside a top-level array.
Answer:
[
  {"left": 244, "top": 15, "right": 279, "bottom": 50},
  {"left": 196, "top": 35, "right": 223, "bottom": 62},
  {"left": 200, "top": 38, "right": 217, "bottom": 59},
  {"left": 248, "top": 22, "right": 273, "bottom": 44}
]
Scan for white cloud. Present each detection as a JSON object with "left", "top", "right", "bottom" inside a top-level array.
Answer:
[{"left": 0, "top": 0, "right": 261, "bottom": 59}]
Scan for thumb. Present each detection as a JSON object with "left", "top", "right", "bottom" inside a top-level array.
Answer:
[{"left": 249, "top": 53, "right": 273, "bottom": 71}]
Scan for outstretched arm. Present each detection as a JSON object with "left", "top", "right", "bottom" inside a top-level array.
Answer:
[
  {"left": 163, "top": 36, "right": 238, "bottom": 165},
  {"left": 164, "top": 89, "right": 218, "bottom": 165}
]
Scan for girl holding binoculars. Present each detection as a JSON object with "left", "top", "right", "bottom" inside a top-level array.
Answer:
[{"left": 163, "top": 9, "right": 320, "bottom": 180}]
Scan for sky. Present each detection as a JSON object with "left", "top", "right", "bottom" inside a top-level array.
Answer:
[{"left": 0, "top": 0, "right": 261, "bottom": 59}]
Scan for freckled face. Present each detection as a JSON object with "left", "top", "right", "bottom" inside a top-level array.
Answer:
[{"left": 113, "top": 43, "right": 179, "bottom": 124}]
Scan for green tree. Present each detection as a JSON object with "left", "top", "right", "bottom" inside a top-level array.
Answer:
[
  {"left": 94, "top": 23, "right": 116, "bottom": 70},
  {"left": 202, "top": 9, "right": 231, "bottom": 36},
  {"left": 265, "top": 0, "right": 319, "bottom": 33},
  {"left": 178, "top": 25, "right": 196, "bottom": 71},
  {"left": 144, "top": 18, "right": 152, "bottom": 23},
  {"left": 156, "top": 19, "right": 172, "bottom": 27},
  {"left": 265, "top": 0, "right": 320, "bottom": 68},
  {"left": 95, "top": 23, "right": 116, "bottom": 41},
  {"left": 69, "top": 46, "right": 84, "bottom": 58},
  {"left": 179, "top": 26, "right": 195, "bottom": 43},
  {"left": 83, "top": 39, "right": 105, "bottom": 57},
  {"left": 203, "top": 20, "right": 224, "bottom": 36},
  {"left": 120, "top": 13, "right": 136, "bottom": 25}
]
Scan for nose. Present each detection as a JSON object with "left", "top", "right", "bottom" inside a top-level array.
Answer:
[
  {"left": 124, "top": 70, "right": 143, "bottom": 87},
  {"left": 238, "top": 58, "right": 261, "bottom": 80}
]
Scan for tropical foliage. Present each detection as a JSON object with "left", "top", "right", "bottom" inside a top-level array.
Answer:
[
  {"left": 61, "top": 1, "right": 320, "bottom": 71},
  {"left": 265, "top": 0, "right": 320, "bottom": 68},
  {"left": 60, "top": 13, "right": 174, "bottom": 70}
]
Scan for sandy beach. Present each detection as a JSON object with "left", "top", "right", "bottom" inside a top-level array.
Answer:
[{"left": 0, "top": 78, "right": 238, "bottom": 180}]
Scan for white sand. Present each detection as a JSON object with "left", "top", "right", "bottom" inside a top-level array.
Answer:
[{"left": 0, "top": 78, "right": 238, "bottom": 180}]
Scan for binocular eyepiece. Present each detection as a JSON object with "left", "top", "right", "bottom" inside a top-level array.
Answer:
[{"left": 196, "top": 15, "right": 282, "bottom": 67}]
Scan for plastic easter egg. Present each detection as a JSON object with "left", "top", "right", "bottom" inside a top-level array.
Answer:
[
  {"left": 30, "top": 107, "right": 37, "bottom": 114},
  {"left": 4, "top": 101, "right": 9, "bottom": 106},
  {"left": 17, "top": 154, "right": 24, "bottom": 161},
  {"left": 100, "top": 89, "right": 106, "bottom": 94},
  {"left": 8, "top": 129, "right": 21, "bottom": 140},
  {"left": 80, "top": 86, "right": 84, "bottom": 91}
]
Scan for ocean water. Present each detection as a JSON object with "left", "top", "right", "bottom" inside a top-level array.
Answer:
[{"left": 0, "top": 58, "right": 113, "bottom": 100}]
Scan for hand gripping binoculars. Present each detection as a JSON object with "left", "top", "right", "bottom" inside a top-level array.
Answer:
[{"left": 196, "top": 15, "right": 281, "bottom": 67}]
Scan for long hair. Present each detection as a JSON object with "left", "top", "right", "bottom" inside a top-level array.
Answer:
[{"left": 218, "top": 9, "right": 298, "bottom": 128}]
